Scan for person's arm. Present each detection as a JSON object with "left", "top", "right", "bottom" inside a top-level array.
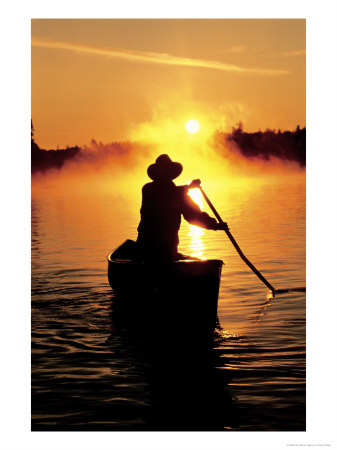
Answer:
[
  {"left": 178, "top": 186, "right": 220, "bottom": 230},
  {"left": 180, "top": 181, "right": 229, "bottom": 231}
]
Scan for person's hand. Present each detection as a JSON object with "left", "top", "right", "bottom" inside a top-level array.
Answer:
[
  {"left": 217, "top": 222, "right": 229, "bottom": 232},
  {"left": 189, "top": 179, "right": 201, "bottom": 189}
]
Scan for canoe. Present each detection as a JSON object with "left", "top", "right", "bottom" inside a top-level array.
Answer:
[{"left": 107, "top": 240, "right": 223, "bottom": 345}]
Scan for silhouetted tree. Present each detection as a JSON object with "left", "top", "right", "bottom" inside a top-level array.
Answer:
[
  {"left": 31, "top": 120, "right": 81, "bottom": 174},
  {"left": 31, "top": 119, "right": 40, "bottom": 152}
]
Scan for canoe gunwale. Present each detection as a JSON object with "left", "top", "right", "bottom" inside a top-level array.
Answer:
[{"left": 107, "top": 252, "right": 224, "bottom": 266}]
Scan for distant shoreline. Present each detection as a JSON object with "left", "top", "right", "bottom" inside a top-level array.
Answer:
[{"left": 31, "top": 125, "right": 306, "bottom": 174}]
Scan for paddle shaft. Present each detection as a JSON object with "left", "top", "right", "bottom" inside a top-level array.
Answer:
[{"left": 199, "top": 186, "right": 276, "bottom": 293}]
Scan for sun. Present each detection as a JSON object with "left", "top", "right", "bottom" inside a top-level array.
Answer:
[{"left": 185, "top": 119, "right": 200, "bottom": 134}]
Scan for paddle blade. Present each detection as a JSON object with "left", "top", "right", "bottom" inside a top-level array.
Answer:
[{"left": 272, "top": 287, "right": 306, "bottom": 296}]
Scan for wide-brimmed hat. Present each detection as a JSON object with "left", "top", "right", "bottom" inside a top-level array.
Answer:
[{"left": 147, "top": 154, "right": 183, "bottom": 181}]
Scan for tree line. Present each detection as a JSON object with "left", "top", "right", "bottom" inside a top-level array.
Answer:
[
  {"left": 31, "top": 121, "right": 81, "bottom": 174},
  {"left": 31, "top": 121, "right": 306, "bottom": 174},
  {"left": 215, "top": 123, "right": 306, "bottom": 167}
]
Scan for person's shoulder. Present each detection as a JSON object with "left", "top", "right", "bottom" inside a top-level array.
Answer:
[
  {"left": 176, "top": 184, "right": 189, "bottom": 194},
  {"left": 142, "top": 182, "right": 155, "bottom": 194}
]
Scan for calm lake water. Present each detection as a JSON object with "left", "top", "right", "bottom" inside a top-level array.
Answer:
[{"left": 31, "top": 170, "right": 306, "bottom": 431}]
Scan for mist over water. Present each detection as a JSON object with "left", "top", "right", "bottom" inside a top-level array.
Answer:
[{"left": 32, "top": 127, "right": 305, "bottom": 203}]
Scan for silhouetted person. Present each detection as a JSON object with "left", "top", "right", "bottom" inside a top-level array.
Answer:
[{"left": 136, "top": 154, "right": 228, "bottom": 261}]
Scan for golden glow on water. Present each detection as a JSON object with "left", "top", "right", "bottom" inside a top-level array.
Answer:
[
  {"left": 187, "top": 187, "right": 206, "bottom": 258},
  {"left": 221, "top": 330, "right": 241, "bottom": 340},
  {"left": 188, "top": 225, "right": 206, "bottom": 259},
  {"left": 32, "top": 172, "right": 306, "bottom": 430}
]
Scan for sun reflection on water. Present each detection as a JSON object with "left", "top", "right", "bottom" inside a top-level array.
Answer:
[
  {"left": 221, "top": 330, "right": 241, "bottom": 340},
  {"left": 188, "top": 225, "right": 206, "bottom": 259},
  {"left": 187, "top": 187, "right": 206, "bottom": 259}
]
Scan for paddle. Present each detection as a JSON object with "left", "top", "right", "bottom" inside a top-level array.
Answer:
[{"left": 195, "top": 183, "right": 305, "bottom": 296}]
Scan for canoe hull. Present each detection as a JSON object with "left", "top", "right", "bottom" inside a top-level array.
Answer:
[{"left": 107, "top": 242, "right": 223, "bottom": 345}]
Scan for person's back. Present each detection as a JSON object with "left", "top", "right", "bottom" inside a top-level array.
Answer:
[
  {"left": 135, "top": 154, "right": 227, "bottom": 261},
  {"left": 137, "top": 180, "right": 182, "bottom": 260}
]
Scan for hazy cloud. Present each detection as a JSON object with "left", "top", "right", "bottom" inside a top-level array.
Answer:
[
  {"left": 32, "top": 37, "right": 289, "bottom": 76},
  {"left": 225, "top": 45, "right": 248, "bottom": 53},
  {"left": 282, "top": 49, "right": 306, "bottom": 56}
]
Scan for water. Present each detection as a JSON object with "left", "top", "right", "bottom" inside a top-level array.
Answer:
[{"left": 31, "top": 173, "right": 305, "bottom": 431}]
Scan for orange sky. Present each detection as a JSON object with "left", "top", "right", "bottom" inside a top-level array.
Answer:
[{"left": 31, "top": 19, "right": 305, "bottom": 149}]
